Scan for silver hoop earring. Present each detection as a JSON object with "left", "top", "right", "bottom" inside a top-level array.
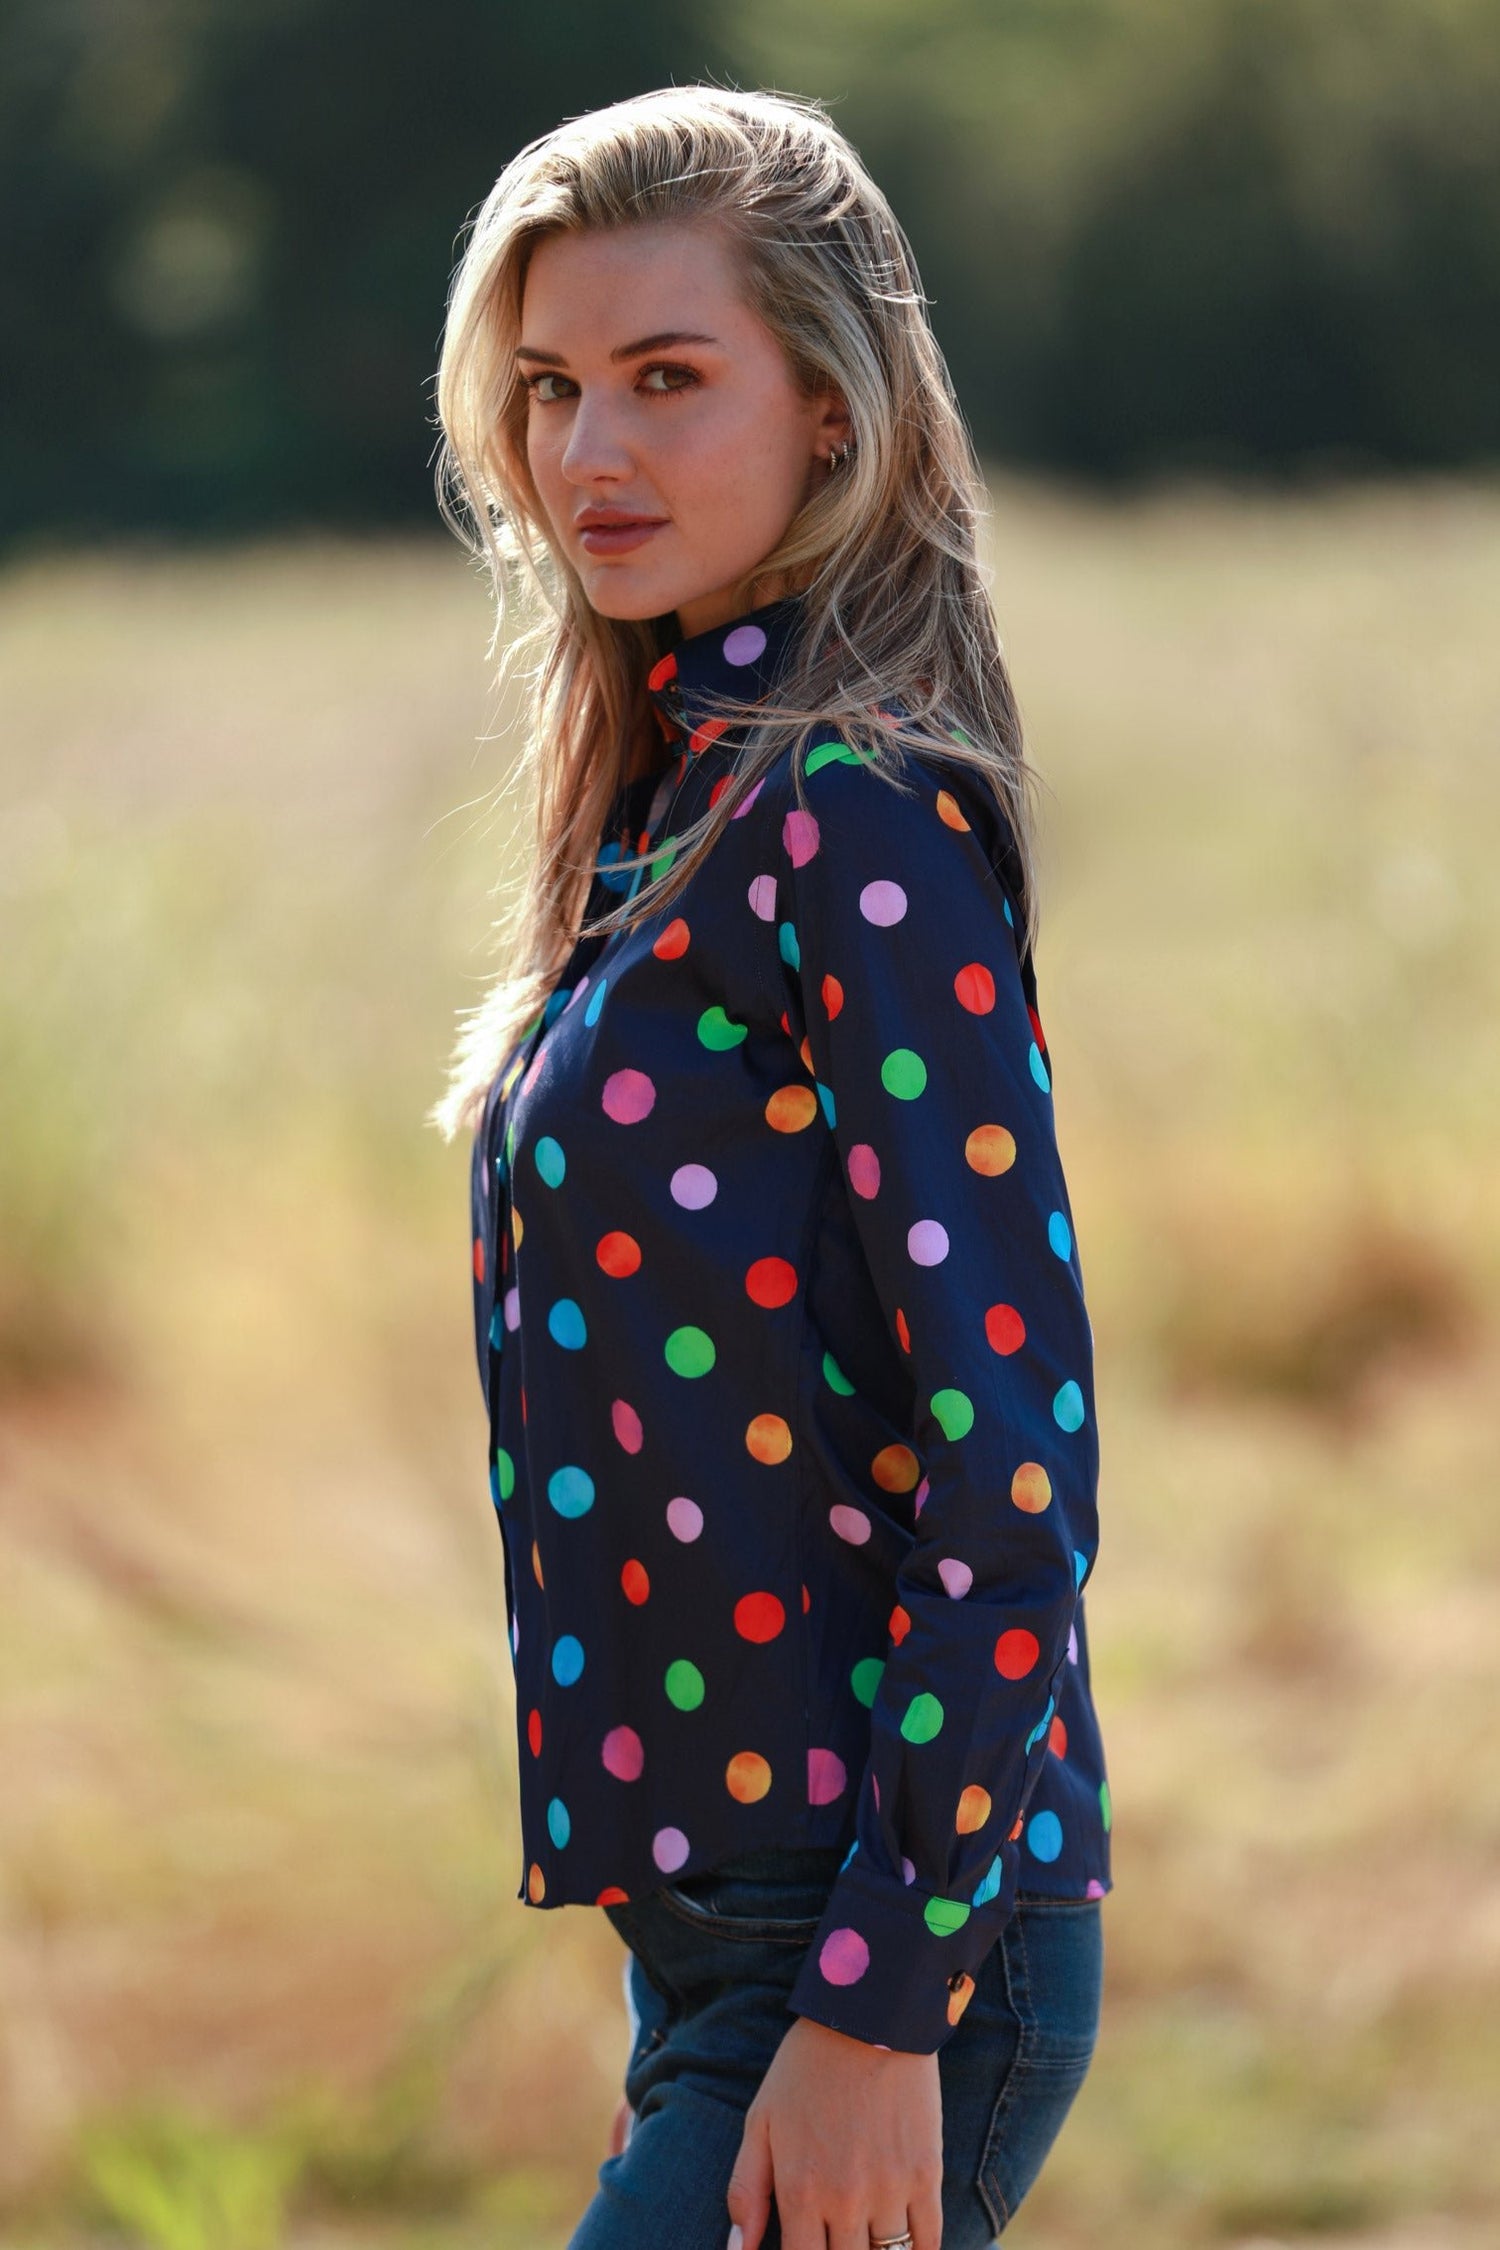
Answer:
[{"left": 826, "top": 441, "right": 852, "bottom": 470}]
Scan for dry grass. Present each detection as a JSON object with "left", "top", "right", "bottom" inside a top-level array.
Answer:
[{"left": 1, "top": 477, "right": 1497, "bottom": 2247}]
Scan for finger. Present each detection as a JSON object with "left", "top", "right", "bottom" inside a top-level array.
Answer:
[
  {"left": 725, "top": 2103, "right": 776, "bottom": 2250},
  {"left": 911, "top": 2171, "right": 944, "bottom": 2250}
]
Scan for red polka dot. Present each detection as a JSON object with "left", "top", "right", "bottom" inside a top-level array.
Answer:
[
  {"left": 985, "top": 1303, "right": 1026, "bottom": 1355},
  {"left": 598, "top": 1231, "right": 642, "bottom": 1278},
  {"left": 621, "top": 1558, "right": 650, "bottom": 1605},
  {"left": 653, "top": 918, "right": 690, "bottom": 960},
  {"left": 895, "top": 1307, "right": 911, "bottom": 1354},
  {"left": 888, "top": 1603, "right": 912, "bottom": 1645},
  {"left": 734, "top": 1590, "right": 786, "bottom": 1642},
  {"left": 648, "top": 651, "right": 678, "bottom": 691},
  {"left": 472, "top": 1235, "right": 485, "bottom": 1284},
  {"left": 690, "top": 716, "right": 731, "bottom": 755},
  {"left": 527, "top": 1707, "right": 542, "bottom": 1758},
  {"left": 821, "top": 972, "right": 844, "bottom": 1021},
  {"left": 1028, "top": 1005, "right": 1046, "bottom": 1051},
  {"left": 1048, "top": 1714, "right": 1068, "bottom": 1758},
  {"left": 746, "top": 1255, "right": 798, "bottom": 1308},
  {"left": 802, "top": 1583, "right": 811, "bottom": 1614},
  {"left": 597, "top": 1885, "right": 630, "bottom": 1905},
  {"left": 954, "top": 962, "right": 996, "bottom": 1014},
  {"left": 995, "top": 1628, "right": 1041, "bottom": 1679}
]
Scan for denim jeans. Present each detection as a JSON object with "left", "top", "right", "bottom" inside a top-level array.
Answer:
[{"left": 566, "top": 1841, "right": 1104, "bottom": 2249}]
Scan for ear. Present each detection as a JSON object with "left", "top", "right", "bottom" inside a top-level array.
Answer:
[{"left": 811, "top": 384, "right": 853, "bottom": 461}]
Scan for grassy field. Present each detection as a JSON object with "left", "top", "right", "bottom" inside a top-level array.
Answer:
[{"left": 2, "top": 476, "right": 1498, "bottom": 2249}]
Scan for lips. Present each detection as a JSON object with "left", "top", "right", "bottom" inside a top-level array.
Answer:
[{"left": 577, "top": 516, "right": 667, "bottom": 556}]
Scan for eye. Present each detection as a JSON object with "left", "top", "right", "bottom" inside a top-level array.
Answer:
[
  {"left": 639, "top": 362, "right": 700, "bottom": 396},
  {"left": 524, "top": 371, "right": 577, "bottom": 404}
]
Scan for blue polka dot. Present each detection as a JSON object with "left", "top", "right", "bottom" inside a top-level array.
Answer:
[
  {"left": 1025, "top": 1694, "right": 1056, "bottom": 1753},
  {"left": 548, "top": 1465, "right": 595, "bottom": 1518},
  {"left": 1074, "top": 1548, "right": 1089, "bottom": 1587},
  {"left": 971, "top": 1852, "right": 1004, "bottom": 1908},
  {"left": 1047, "top": 1211, "right": 1072, "bottom": 1261},
  {"left": 1053, "top": 1379, "right": 1085, "bottom": 1431},
  {"left": 488, "top": 1305, "right": 505, "bottom": 1350},
  {"left": 585, "top": 978, "right": 608, "bottom": 1028},
  {"left": 1029, "top": 1042, "right": 1051, "bottom": 1093},
  {"left": 542, "top": 984, "right": 573, "bottom": 1029},
  {"left": 778, "top": 920, "right": 801, "bottom": 972},
  {"left": 816, "top": 1081, "right": 836, "bottom": 1130},
  {"left": 1003, "top": 897, "right": 1014, "bottom": 927},
  {"left": 1026, "top": 1809, "right": 1063, "bottom": 1862},
  {"left": 548, "top": 1298, "right": 587, "bottom": 1349},
  {"left": 547, "top": 1796, "right": 571, "bottom": 1848},
  {"left": 535, "top": 1136, "right": 566, "bottom": 1188},
  {"left": 551, "top": 1634, "right": 585, "bottom": 1685}
]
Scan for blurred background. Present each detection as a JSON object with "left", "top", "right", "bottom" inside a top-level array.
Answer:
[{"left": 3, "top": 2, "right": 1498, "bottom": 2245}]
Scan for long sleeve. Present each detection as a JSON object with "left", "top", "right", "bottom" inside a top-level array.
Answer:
[{"left": 766, "top": 739, "right": 1101, "bottom": 2054}]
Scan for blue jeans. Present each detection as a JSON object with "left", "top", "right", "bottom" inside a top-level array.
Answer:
[{"left": 567, "top": 1842, "right": 1103, "bottom": 2248}]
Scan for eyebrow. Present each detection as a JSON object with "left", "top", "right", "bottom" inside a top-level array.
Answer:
[{"left": 515, "top": 329, "right": 721, "bottom": 367}]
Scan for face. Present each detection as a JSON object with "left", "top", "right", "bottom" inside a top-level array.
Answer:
[{"left": 517, "top": 219, "right": 849, "bottom": 639}]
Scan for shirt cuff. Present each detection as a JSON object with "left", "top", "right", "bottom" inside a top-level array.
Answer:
[{"left": 785, "top": 1844, "right": 1012, "bottom": 2055}]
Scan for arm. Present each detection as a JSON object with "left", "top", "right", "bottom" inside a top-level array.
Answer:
[{"left": 769, "top": 739, "right": 1100, "bottom": 2055}]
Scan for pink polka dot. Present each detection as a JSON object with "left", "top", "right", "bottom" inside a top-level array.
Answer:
[
  {"left": 818, "top": 1927, "right": 870, "bottom": 1986},
  {"left": 732, "top": 777, "right": 765, "bottom": 819},
  {"left": 860, "top": 880, "right": 907, "bottom": 926},
  {"left": 829, "top": 1504, "right": 871, "bottom": 1545},
  {"left": 938, "top": 1557, "right": 974, "bottom": 1599},
  {"left": 900, "top": 1855, "right": 916, "bottom": 1884},
  {"left": 847, "top": 1144, "right": 881, "bottom": 1200},
  {"left": 783, "top": 808, "right": 821, "bottom": 867},
  {"left": 748, "top": 873, "right": 777, "bottom": 920},
  {"left": 666, "top": 1496, "right": 704, "bottom": 1542},
  {"left": 807, "top": 1747, "right": 848, "bottom": 1804},
  {"left": 723, "top": 624, "right": 767, "bottom": 666},
  {"left": 671, "top": 1163, "right": 717, "bottom": 1210},
  {"left": 914, "top": 1476, "right": 930, "bottom": 1521},
  {"left": 602, "top": 1068, "right": 656, "bottom": 1124},
  {"left": 1086, "top": 1878, "right": 1106, "bottom": 1898},
  {"left": 908, "top": 1219, "right": 949, "bottom": 1266},
  {"left": 612, "top": 1398, "right": 643, "bottom": 1453},
  {"left": 653, "top": 1826, "right": 690, "bottom": 1873},
  {"left": 602, "top": 1725, "right": 644, "bottom": 1781}
]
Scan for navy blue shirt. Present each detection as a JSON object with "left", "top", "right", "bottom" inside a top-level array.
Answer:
[{"left": 468, "top": 592, "right": 1112, "bottom": 2054}]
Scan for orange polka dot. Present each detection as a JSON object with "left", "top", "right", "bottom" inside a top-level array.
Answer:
[
  {"left": 726, "top": 1750, "right": 772, "bottom": 1802},
  {"left": 985, "top": 1303, "right": 1026, "bottom": 1355},
  {"left": 527, "top": 1707, "right": 542, "bottom": 1757},
  {"left": 1008, "top": 1812, "right": 1025, "bottom": 1840},
  {"left": 946, "top": 1971, "right": 976, "bottom": 2026},
  {"left": 967, "top": 1124, "right": 1017, "bottom": 1176},
  {"left": 995, "top": 1627, "right": 1041, "bottom": 1678},
  {"left": 734, "top": 1591, "right": 786, "bottom": 1642},
  {"left": 936, "top": 789, "right": 972, "bottom": 833},
  {"left": 798, "top": 1033, "right": 816, "bottom": 1074},
  {"left": 954, "top": 962, "right": 996, "bottom": 1014},
  {"left": 653, "top": 918, "right": 690, "bottom": 960},
  {"left": 746, "top": 1255, "right": 797, "bottom": 1308},
  {"left": 597, "top": 1231, "right": 642, "bottom": 1278},
  {"left": 472, "top": 1235, "right": 485, "bottom": 1284},
  {"left": 802, "top": 1583, "right": 811, "bottom": 1614},
  {"left": 1048, "top": 1714, "right": 1068, "bottom": 1758},
  {"left": 872, "top": 1443, "right": 920, "bottom": 1493},
  {"left": 531, "top": 1538, "right": 544, "bottom": 1587},
  {"left": 621, "top": 1558, "right": 650, "bottom": 1605},
  {"left": 1011, "top": 1464, "right": 1053, "bottom": 1514},
  {"left": 746, "top": 1413, "right": 793, "bottom": 1465},
  {"left": 766, "top": 1084, "right": 819, "bottom": 1132},
  {"left": 512, "top": 1204, "right": 525, "bottom": 1249},
  {"left": 821, "top": 972, "right": 844, "bottom": 1020},
  {"left": 957, "top": 1784, "right": 992, "bottom": 1833},
  {"left": 527, "top": 1862, "right": 546, "bottom": 1902}
]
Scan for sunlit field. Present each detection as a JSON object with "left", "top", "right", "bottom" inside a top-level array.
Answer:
[{"left": 2, "top": 474, "right": 1498, "bottom": 2249}]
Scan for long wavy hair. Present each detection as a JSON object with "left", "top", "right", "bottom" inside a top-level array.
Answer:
[{"left": 429, "top": 83, "right": 1042, "bottom": 1142}]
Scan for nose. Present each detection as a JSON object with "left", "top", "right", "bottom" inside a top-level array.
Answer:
[{"left": 558, "top": 394, "right": 634, "bottom": 487}]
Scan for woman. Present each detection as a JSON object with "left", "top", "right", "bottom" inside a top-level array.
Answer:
[{"left": 432, "top": 84, "right": 1111, "bottom": 2250}]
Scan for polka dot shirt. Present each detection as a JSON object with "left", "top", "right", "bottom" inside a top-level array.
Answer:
[{"left": 468, "top": 591, "right": 1112, "bottom": 2055}]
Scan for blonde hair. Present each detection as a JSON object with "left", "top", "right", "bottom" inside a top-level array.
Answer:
[{"left": 429, "top": 82, "right": 1041, "bottom": 1141}]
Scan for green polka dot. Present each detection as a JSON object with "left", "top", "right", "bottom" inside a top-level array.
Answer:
[
  {"left": 534, "top": 1136, "right": 566, "bottom": 1187},
  {"left": 493, "top": 1446, "right": 515, "bottom": 1501},
  {"left": 931, "top": 1387, "right": 974, "bottom": 1439},
  {"left": 851, "top": 1656, "right": 886, "bottom": 1707},
  {"left": 881, "top": 1048, "right": 927, "bottom": 1100},
  {"left": 1099, "top": 1779, "right": 1112, "bottom": 1832},
  {"left": 665, "top": 1325, "right": 716, "bottom": 1378},
  {"left": 823, "top": 1351, "right": 855, "bottom": 1396},
  {"left": 650, "top": 837, "right": 679, "bottom": 881},
  {"left": 901, "top": 1691, "right": 945, "bottom": 1743},
  {"left": 665, "top": 1659, "right": 705, "bottom": 1710},
  {"left": 924, "top": 1895, "right": 971, "bottom": 1938},
  {"left": 697, "top": 1005, "right": 748, "bottom": 1051},
  {"left": 805, "top": 739, "right": 871, "bottom": 775}
]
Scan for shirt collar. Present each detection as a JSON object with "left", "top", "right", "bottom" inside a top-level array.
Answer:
[{"left": 645, "top": 590, "right": 807, "bottom": 750}]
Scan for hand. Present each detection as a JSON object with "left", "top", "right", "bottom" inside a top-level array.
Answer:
[
  {"left": 606, "top": 2090, "right": 633, "bottom": 2158},
  {"left": 725, "top": 2013, "right": 943, "bottom": 2250}
]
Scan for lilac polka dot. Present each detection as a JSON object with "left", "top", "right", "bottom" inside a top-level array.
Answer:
[
  {"left": 563, "top": 977, "right": 589, "bottom": 1014},
  {"left": 829, "top": 1504, "right": 871, "bottom": 1545},
  {"left": 602, "top": 1725, "right": 644, "bottom": 1781},
  {"left": 1086, "top": 1878, "right": 1106, "bottom": 1898},
  {"left": 722, "top": 624, "right": 767, "bottom": 666},
  {"left": 671, "top": 1164, "right": 718, "bottom": 1210},
  {"left": 908, "top": 1219, "right": 950, "bottom": 1266},
  {"left": 653, "top": 1826, "right": 690, "bottom": 1873},
  {"left": 818, "top": 1927, "right": 870, "bottom": 1986},
  {"left": 602, "top": 1068, "right": 655, "bottom": 1124},
  {"left": 748, "top": 874, "right": 777, "bottom": 921},
  {"left": 900, "top": 1855, "right": 916, "bottom": 1885},
  {"left": 783, "top": 808, "right": 820, "bottom": 867},
  {"left": 1068, "top": 1619, "right": 1079, "bottom": 1664},
  {"left": 938, "top": 1557, "right": 973, "bottom": 1599},
  {"left": 860, "top": 880, "right": 907, "bottom": 926},
  {"left": 612, "top": 1398, "right": 643, "bottom": 1453},
  {"left": 914, "top": 1476, "right": 930, "bottom": 1521},
  {"left": 732, "top": 776, "right": 766, "bottom": 820},
  {"left": 666, "top": 1496, "right": 704, "bottom": 1542},
  {"left": 807, "top": 1747, "right": 847, "bottom": 1804},
  {"left": 847, "top": 1144, "right": 881, "bottom": 1200},
  {"left": 503, "top": 1285, "right": 521, "bottom": 1333}
]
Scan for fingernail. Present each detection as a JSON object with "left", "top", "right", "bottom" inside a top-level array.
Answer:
[{"left": 727, "top": 2228, "right": 743, "bottom": 2250}]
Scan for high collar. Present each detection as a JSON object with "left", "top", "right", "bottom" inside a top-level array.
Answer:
[{"left": 645, "top": 591, "right": 807, "bottom": 751}]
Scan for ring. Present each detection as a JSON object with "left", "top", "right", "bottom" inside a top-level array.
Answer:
[{"left": 869, "top": 2234, "right": 914, "bottom": 2249}]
